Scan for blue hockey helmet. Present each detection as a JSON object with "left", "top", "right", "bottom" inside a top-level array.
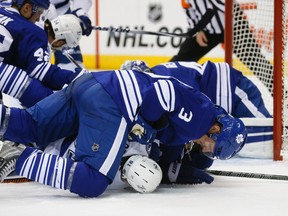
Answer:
[
  {"left": 207, "top": 106, "right": 247, "bottom": 160},
  {"left": 13, "top": 0, "right": 50, "bottom": 9}
]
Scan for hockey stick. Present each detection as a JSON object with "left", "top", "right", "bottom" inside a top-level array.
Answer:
[
  {"left": 3, "top": 177, "right": 30, "bottom": 183},
  {"left": 92, "top": 9, "right": 215, "bottom": 38},
  {"left": 207, "top": 170, "right": 288, "bottom": 181},
  {"left": 3, "top": 172, "right": 30, "bottom": 183},
  {"left": 62, "top": 50, "right": 82, "bottom": 68}
]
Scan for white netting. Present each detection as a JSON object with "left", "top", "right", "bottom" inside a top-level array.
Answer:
[
  {"left": 231, "top": 0, "right": 274, "bottom": 112},
  {"left": 230, "top": 0, "right": 288, "bottom": 158}
]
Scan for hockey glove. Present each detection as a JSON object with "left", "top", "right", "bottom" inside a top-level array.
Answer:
[
  {"left": 72, "top": 9, "right": 92, "bottom": 36},
  {"left": 166, "top": 162, "right": 214, "bottom": 184},
  {"left": 65, "top": 68, "right": 89, "bottom": 86},
  {"left": 120, "top": 60, "right": 152, "bottom": 73},
  {"left": 149, "top": 140, "right": 161, "bottom": 161},
  {"left": 128, "top": 115, "right": 157, "bottom": 145}
]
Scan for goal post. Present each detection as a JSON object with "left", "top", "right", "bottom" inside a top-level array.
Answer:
[
  {"left": 273, "top": 0, "right": 284, "bottom": 161},
  {"left": 225, "top": 0, "right": 288, "bottom": 160}
]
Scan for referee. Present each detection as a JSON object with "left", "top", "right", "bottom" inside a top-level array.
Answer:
[
  {"left": 171, "top": 0, "right": 224, "bottom": 61},
  {"left": 171, "top": 0, "right": 273, "bottom": 93}
]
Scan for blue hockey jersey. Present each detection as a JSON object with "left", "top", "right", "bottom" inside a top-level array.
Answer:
[
  {"left": 0, "top": 7, "right": 75, "bottom": 90},
  {"left": 151, "top": 61, "right": 271, "bottom": 118},
  {"left": 93, "top": 70, "right": 217, "bottom": 145}
]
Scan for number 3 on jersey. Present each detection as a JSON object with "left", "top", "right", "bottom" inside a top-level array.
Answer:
[{"left": 178, "top": 107, "right": 193, "bottom": 122}]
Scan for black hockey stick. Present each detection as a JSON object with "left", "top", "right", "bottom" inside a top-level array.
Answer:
[
  {"left": 92, "top": 9, "right": 215, "bottom": 38},
  {"left": 207, "top": 170, "right": 288, "bottom": 181}
]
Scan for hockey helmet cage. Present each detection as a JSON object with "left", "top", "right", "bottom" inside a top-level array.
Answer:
[
  {"left": 122, "top": 155, "right": 162, "bottom": 193},
  {"left": 50, "top": 14, "right": 82, "bottom": 49},
  {"left": 207, "top": 106, "right": 247, "bottom": 160}
]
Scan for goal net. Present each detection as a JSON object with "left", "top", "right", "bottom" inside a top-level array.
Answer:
[{"left": 224, "top": 0, "right": 288, "bottom": 160}]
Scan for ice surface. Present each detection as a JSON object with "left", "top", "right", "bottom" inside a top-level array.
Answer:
[
  {"left": 1, "top": 92, "right": 287, "bottom": 216},
  {"left": 1, "top": 157, "right": 288, "bottom": 216}
]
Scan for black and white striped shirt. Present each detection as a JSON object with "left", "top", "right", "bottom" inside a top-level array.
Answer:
[{"left": 182, "top": 0, "right": 225, "bottom": 34}]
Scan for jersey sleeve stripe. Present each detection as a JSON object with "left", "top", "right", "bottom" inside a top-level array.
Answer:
[
  {"left": 224, "top": 63, "right": 233, "bottom": 112},
  {"left": 235, "top": 87, "right": 266, "bottom": 118},
  {"left": 0, "top": 63, "right": 30, "bottom": 98},
  {"left": 154, "top": 80, "right": 176, "bottom": 112},
  {"left": 115, "top": 70, "right": 142, "bottom": 121},
  {"left": 215, "top": 63, "right": 232, "bottom": 113},
  {"left": 30, "top": 62, "right": 50, "bottom": 81},
  {"left": 0, "top": 63, "right": 14, "bottom": 89},
  {"left": 8, "top": 70, "right": 29, "bottom": 97},
  {"left": 178, "top": 61, "right": 204, "bottom": 74}
]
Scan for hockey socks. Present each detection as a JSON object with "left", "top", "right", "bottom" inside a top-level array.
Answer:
[
  {"left": 15, "top": 147, "right": 110, "bottom": 197},
  {"left": 15, "top": 147, "right": 75, "bottom": 190}
]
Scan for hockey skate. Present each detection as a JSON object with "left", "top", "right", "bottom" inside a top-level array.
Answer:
[{"left": 0, "top": 140, "right": 25, "bottom": 182}]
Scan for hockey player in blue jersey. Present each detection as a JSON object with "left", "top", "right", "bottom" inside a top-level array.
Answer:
[
  {"left": 120, "top": 60, "right": 271, "bottom": 184},
  {"left": 121, "top": 60, "right": 272, "bottom": 118},
  {"left": 0, "top": 0, "right": 92, "bottom": 70},
  {"left": 0, "top": 69, "right": 247, "bottom": 197},
  {"left": 121, "top": 60, "right": 272, "bottom": 153},
  {"left": 0, "top": 0, "right": 84, "bottom": 107}
]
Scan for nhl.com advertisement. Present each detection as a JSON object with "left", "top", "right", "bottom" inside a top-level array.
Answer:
[{"left": 80, "top": 0, "right": 224, "bottom": 69}]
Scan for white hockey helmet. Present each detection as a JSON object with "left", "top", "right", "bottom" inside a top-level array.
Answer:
[
  {"left": 121, "top": 155, "right": 162, "bottom": 193},
  {"left": 50, "top": 14, "right": 82, "bottom": 49}
]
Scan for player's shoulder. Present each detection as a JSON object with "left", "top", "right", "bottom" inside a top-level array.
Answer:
[{"left": 1, "top": 8, "right": 46, "bottom": 38}]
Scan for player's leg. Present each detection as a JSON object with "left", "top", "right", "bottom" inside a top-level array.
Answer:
[
  {"left": 16, "top": 147, "right": 109, "bottom": 197},
  {"left": 170, "top": 33, "right": 223, "bottom": 62},
  {"left": 72, "top": 75, "right": 129, "bottom": 182},
  {"left": 1, "top": 76, "right": 81, "bottom": 146},
  {"left": 0, "top": 140, "right": 109, "bottom": 197}
]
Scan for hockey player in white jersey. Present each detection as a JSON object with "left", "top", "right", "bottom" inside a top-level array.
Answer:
[
  {"left": 0, "top": 69, "right": 246, "bottom": 197},
  {"left": 45, "top": 0, "right": 93, "bottom": 70}
]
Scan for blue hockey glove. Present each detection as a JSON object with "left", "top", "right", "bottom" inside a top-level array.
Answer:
[
  {"left": 72, "top": 9, "right": 92, "bottom": 36},
  {"left": 128, "top": 115, "right": 157, "bottom": 145},
  {"left": 166, "top": 162, "right": 214, "bottom": 184},
  {"left": 120, "top": 60, "right": 151, "bottom": 73}
]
